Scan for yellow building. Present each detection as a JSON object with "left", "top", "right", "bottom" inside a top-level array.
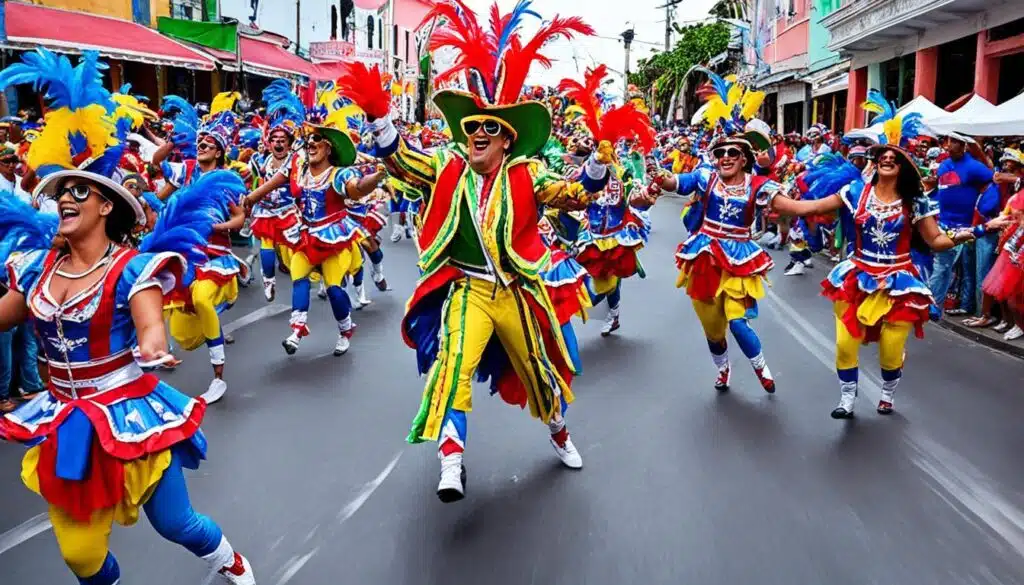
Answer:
[{"left": 24, "top": 0, "right": 172, "bottom": 27}]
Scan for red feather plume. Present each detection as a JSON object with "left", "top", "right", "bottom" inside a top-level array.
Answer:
[
  {"left": 497, "top": 15, "right": 594, "bottom": 104},
  {"left": 597, "top": 103, "right": 655, "bottom": 152},
  {"left": 557, "top": 64, "right": 606, "bottom": 139},
  {"left": 333, "top": 62, "right": 391, "bottom": 120},
  {"left": 422, "top": 0, "right": 498, "bottom": 96}
]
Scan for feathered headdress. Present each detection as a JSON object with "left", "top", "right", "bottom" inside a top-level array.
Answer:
[
  {"left": 262, "top": 79, "right": 305, "bottom": 139},
  {"left": 161, "top": 95, "right": 199, "bottom": 158},
  {"left": 112, "top": 83, "right": 158, "bottom": 133},
  {"left": 694, "top": 67, "right": 764, "bottom": 137},
  {"left": 198, "top": 110, "right": 239, "bottom": 151},
  {"left": 862, "top": 90, "right": 925, "bottom": 177},
  {"left": 0, "top": 48, "right": 145, "bottom": 225},
  {"left": 210, "top": 91, "right": 240, "bottom": 116},
  {"left": 557, "top": 65, "right": 655, "bottom": 152},
  {"left": 424, "top": 0, "right": 592, "bottom": 105}
]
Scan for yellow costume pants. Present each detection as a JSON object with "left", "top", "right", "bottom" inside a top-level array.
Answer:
[
  {"left": 833, "top": 301, "right": 911, "bottom": 371},
  {"left": 289, "top": 246, "right": 362, "bottom": 285},
  {"left": 411, "top": 277, "right": 573, "bottom": 443},
  {"left": 261, "top": 237, "right": 294, "bottom": 270},
  {"left": 166, "top": 279, "right": 238, "bottom": 351}
]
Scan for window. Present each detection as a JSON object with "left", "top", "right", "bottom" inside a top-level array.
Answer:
[
  {"left": 405, "top": 30, "right": 410, "bottom": 61},
  {"left": 340, "top": 0, "right": 353, "bottom": 42},
  {"left": 170, "top": 0, "right": 203, "bottom": 21},
  {"left": 331, "top": 6, "right": 338, "bottom": 40},
  {"left": 378, "top": 18, "right": 383, "bottom": 50},
  {"left": 368, "top": 15, "right": 375, "bottom": 49},
  {"left": 393, "top": 24, "right": 398, "bottom": 56}
]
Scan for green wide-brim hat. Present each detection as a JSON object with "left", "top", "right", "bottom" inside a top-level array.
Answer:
[
  {"left": 306, "top": 124, "right": 357, "bottom": 167},
  {"left": 433, "top": 89, "right": 551, "bottom": 160}
]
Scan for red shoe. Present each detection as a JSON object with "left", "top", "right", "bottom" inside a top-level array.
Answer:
[{"left": 714, "top": 364, "right": 731, "bottom": 392}]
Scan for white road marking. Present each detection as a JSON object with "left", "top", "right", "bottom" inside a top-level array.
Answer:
[
  {"left": 222, "top": 303, "right": 290, "bottom": 335},
  {"left": 338, "top": 452, "right": 403, "bottom": 524},
  {"left": 275, "top": 548, "right": 320, "bottom": 585},
  {"left": 0, "top": 513, "right": 51, "bottom": 557}
]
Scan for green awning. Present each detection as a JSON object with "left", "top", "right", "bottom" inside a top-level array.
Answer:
[{"left": 157, "top": 17, "right": 237, "bottom": 53}]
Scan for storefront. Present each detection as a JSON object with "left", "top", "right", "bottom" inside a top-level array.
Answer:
[{"left": 0, "top": 1, "right": 217, "bottom": 113}]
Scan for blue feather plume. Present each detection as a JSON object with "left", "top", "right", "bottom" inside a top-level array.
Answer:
[
  {"left": 0, "top": 48, "right": 110, "bottom": 110},
  {"left": 161, "top": 95, "right": 199, "bottom": 130},
  {"left": 0, "top": 195, "right": 58, "bottom": 258},
  {"left": 863, "top": 89, "right": 896, "bottom": 125},
  {"left": 694, "top": 66, "right": 731, "bottom": 104},
  {"left": 139, "top": 170, "right": 247, "bottom": 285},
  {"left": 804, "top": 153, "right": 863, "bottom": 201},
  {"left": 495, "top": 0, "right": 541, "bottom": 59}
]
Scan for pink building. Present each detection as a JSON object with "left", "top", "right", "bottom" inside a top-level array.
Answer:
[{"left": 756, "top": 0, "right": 813, "bottom": 133}]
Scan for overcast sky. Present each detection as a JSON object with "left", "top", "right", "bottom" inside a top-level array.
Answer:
[{"left": 462, "top": 0, "right": 720, "bottom": 92}]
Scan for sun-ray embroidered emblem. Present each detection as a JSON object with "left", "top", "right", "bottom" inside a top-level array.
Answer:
[
  {"left": 719, "top": 201, "right": 742, "bottom": 221},
  {"left": 868, "top": 224, "right": 898, "bottom": 250}
]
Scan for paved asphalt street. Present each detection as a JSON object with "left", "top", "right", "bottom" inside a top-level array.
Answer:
[{"left": 2, "top": 197, "right": 1024, "bottom": 585}]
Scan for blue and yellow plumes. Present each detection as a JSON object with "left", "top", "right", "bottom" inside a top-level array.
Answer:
[
  {"left": 262, "top": 79, "right": 306, "bottom": 135},
  {"left": 112, "top": 83, "right": 157, "bottom": 132},
  {"left": 861, "top": 89, "right": 896, "bottom": 125},
  {"left": 140, "top": 170, "right": 247, "bottom": 284},
  {"left": 693, "top": 66, "right": 764, "bottom": 132},
  {"left": 803, "top": 153, "right": 863, "bottom": 201}
]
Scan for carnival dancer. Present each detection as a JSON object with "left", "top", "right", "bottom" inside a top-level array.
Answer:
[
  {"left": 0, "top": 49, "right": 255, "bottom": 585},
  {"left": 249, "top": 80, "right": 303, "bottom": 302},
  {"left": 155, "top": 95, "right": 247, "bottom": 404},
  {"left": 652, "top": 71, "right": 778, "bottom": 394},
  {"left": 767, "top": 97, "right": 1004, "bottom": 417},
  {"left": 336, "top": 0, "right": 601, "bottom": 502},
  {"left": 558, "top": 65, "right": 656, "bottom": 336},
  {"left": 346, "top": 150, "right": 390, "bottom": 307},
  {"left": 243, "top": 112, "right": 385, "bottom": 356}
]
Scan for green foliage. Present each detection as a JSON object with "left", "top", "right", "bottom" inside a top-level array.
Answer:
[{"left": 631, "top": 21, "right": 731, "bottom": 115}]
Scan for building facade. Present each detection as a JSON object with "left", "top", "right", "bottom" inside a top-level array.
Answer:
[
  {"left": 753, "top": 0, "right": 813, "bottom": 133},
  {"left": 823, "top": 0, "right": 1024, "bottom": 131}
]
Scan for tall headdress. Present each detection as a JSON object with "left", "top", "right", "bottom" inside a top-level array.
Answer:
[
  {"left": 557, "top": 65, "right": 656, "bottom": 154},
  {"left": 261, "top": 79, "right": 305, "bottom": 140},
  {"left": 198, "top": 92, "right": 240, "bottom": 151},
  {"left": 694, "top": 66, "right": 769, "bottom": 152},
  {"left": 862, "top": 89, "right": 925, "bottom": 177},
  {"left": 0, "top": 48, "right": 145, "bottom": 224}
]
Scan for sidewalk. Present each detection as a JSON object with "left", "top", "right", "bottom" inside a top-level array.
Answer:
[{"left": 936, "top": 316, "right": 1024, "bottom": 360}]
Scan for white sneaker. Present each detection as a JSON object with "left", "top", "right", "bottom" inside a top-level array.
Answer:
[
  {"left": 353, "top": 283, "right": 371, "bottom": 308},
  {"left": 390, "top": 223, "right": 403, "bottom": 243},
  {"left": 1005, "top": 325, "right": 1024, "bottom": 341},
  {"left": 217, "top": 553, "right": 256, "bottom": 585},
  {"left": 334, "top": 333, "right": 351, "bottom": 356},
  {"left": 994, "top": 320, "right": 1011, "bottom": 333},
  {"left": 784, "top": 261, "right": 805, "bottom": 276},
  {"left": 550, "top": 435, "right": 583, "bottom": 469},
  {"left": 282, "top": 332, "right": 301, "bottom": 355},
  {"left": 202, "top": 378, "right": 228, "bottom": 404},
  {"left": 262, "top": 277, "right": 275, "bottom": 302},
  {"left": 802, "top": 259, "right": 814, "bottom": 269},
  {"left": 317, "top": 280, "right": 327, "bottom": 300},
  {"left": 831, "top": 388, "right": 857, "bottom": 419},
  {"left": 406, "top": 225, "right": 416, "bottom": 240},
  {"left": 436, "top": 453, "right": 466, "bottom": 503},
  {"left": 600, "top": 308, "right": 620, "bottom": 337}
]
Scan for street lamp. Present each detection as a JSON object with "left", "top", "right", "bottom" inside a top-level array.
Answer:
[{"left": 621, "top": 27, "right": 635, "bottom": 98}]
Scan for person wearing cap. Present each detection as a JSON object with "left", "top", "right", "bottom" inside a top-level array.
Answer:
[
  {"left": 965, "top": 148, "right": 1024, "bottom": 329},
  {"left": 339, "top": 2, "right": 599, "bottom": 503},
  {"left": 155, "top": 98, "right": 247, "bottom": 405},
  {"left": 931, "top": 132, "right": 994, "bottom": 318},
  {"left": 764, "top": 106, "right": 1006, "bottom": 418},
  {"left": 0, "top": 48, "right": 256, "bottom": 585},
  {"left": 0, "top": 143, "right": 31, "bottom": 206}
]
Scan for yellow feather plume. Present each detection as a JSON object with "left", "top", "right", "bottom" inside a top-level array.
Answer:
[
  {"left": 862, "top": 101, "right": 885, "bottom": 114},
  {"left": 111, "top": 93, "right": 157, "bottom": 130},
  {"left": 740, "top": 90, "right": 765, "bottom": 121},
  {"left": 703, "top": 95, "right": 730, "bottom": 130},
  {"left": 28, "top": 105, "right": 117, "bottom": 172},
  {"left": 882, "top": 117, "right": 902, "bottom": 147},
  {"left": 210, "top": 91, "right": 240, "bottom": 115},
  {"left": 323, "top": 104, "right": 365, "bottom": 132},
  {"left": 317, "top": 84, "right": 339, "bottom": 109}
]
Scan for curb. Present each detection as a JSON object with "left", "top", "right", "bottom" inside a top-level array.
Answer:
[{"left": 935, "top": 318, "right": 1024, "bottom": 360}]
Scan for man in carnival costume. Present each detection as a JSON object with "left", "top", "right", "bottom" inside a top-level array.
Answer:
[
  {"left": 153, "top": 93, "right": 247, "bottom": 404},
  {"left": 558, "top": 64, "right": 657, "bottom": 336},
  {"left": 0, "top": 49, "right": 255, "bottom": 585},
  {"left": 335, "top": 0, "right": 606, "bottom": 502},
  {"left": 249, "top": 80, "right": 303, "bottom": 303},
  {"left": 650, "top": 70, "right": 781, "bottom": 394}
]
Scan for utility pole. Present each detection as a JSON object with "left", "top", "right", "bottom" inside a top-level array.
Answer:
[
  {"left": 621, "top": 27, "right": 635, "bottom": 98},
  {"left": 295, "top": 0, "right": 301, "bottom": 55},
  {"left": 656, "top": 0, "right": 684, "bottom": 50}
]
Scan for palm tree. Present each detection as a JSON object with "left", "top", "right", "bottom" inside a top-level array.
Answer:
[{"left": 710, "top": 0, "right": 748, "bottom": 20}]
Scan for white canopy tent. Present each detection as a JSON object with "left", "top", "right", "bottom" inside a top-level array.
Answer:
[
  {"left": 926, "top": 93, "right": 1024, "bottom": 136},
  {"left": 923, "top": 95, "right": 996, "bottom": 132}
]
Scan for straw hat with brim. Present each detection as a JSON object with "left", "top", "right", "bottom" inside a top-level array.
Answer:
[
  {"left": 709, "top": 135, "right": 755, "bottom": 172},
  {"left": 305, "top": 125, "right": 357, "bottom": 167},
  {"left": 34, "top": 169, "right": 146, "bottom": 226},
  {"left": 869, "top": 144, "right": 921, "bottom": 179},
  {"left": 433, "top": 89, "right": 551, "bottom": 160}
]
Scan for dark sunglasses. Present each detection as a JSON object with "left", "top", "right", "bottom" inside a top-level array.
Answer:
[
  {"left": 196, "top": 141, "right": 218, "bottom": 152},
  {"left": 306, "top": 134, "right": 327, "bottom": 146},
  {"left": 52, "top": 183, "right": 103, "bottom": 202},
  {"left": 0, "top": 157, "right": 17, "bottom": 165},
  {"left": 713, "top": 147, "right": 744, "bottom": 159},
  {"left": 462, "top": 119, "right": 503, "bottom": 137}
]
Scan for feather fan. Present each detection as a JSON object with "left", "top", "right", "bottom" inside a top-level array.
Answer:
[
  {"left": 333, "top": 62, "right": 392, "bottom": 120},
  {"left": 0, "top": 196, "right": 58, "bottom": 258},
  {"left": 803, "top": 153, "right": 863, "bottom": 201}
]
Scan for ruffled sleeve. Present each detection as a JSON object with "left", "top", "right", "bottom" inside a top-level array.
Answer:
[
  {"left": 3, "top": 249, "right": 47, "bottom": 296},
  {"left": 754, "top": 179, "right": 783, "bottom": 207},
  {"left": 331, "top": 167, "right": 361, "bottom": 196},
  {"left": 114, "top": 252, "right": 186, "bottom": 309},
  {"left": 912, "top": 194, "right": 939, "bottom": 224}
]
